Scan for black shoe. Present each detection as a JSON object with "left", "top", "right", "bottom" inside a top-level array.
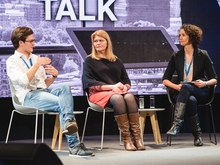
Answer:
[
  {"left": 166, "top": 124, "right": 180, "bottom": 136},
  {"left": 63, "top": 119, "right": 78, "bottom": 135},
  {"left": 194, "top": 137, "right": 203, "bottom": 146},
  {"left": 69, "top": 143, "right": 95, "bottom": 157}
]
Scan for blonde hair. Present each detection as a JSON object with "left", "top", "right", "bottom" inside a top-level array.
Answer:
[{"left": 90, "top": 29, "right": 117, "bottom": 62}]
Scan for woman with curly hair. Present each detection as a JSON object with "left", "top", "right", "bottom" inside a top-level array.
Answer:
[{"left": 162, "top": 24, "right": 217, "bottom": 146}]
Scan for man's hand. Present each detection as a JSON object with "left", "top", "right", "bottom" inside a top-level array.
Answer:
[
  {"left": 44, "top": 65, "right": 58, "bottom": 77},
  {"left": 37, "top": 56, "right": 51, "bottom": 66}
]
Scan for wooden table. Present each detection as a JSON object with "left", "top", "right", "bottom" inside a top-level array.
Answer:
[
  {"left": 51, "top": 111, "right": 84, "bottom": 151},
  {"left": 139, "top": 108, "right": 165, "bottom": 145}
]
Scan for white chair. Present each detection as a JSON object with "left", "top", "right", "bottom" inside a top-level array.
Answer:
[
  {"left": 6, "top": 78, "right": 50, "bottom": 144},
  {"left": 81, "top": 95, "right": 116, "bottom": 150},
  {"left": 6, "top": 78, "right": 82, "bottom": 148}
]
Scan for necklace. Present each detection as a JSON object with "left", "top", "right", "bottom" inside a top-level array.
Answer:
[{"left": 184, "top": 51, "right": 194, "bottom": 82}]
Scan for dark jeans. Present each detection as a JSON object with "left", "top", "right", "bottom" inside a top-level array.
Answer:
[{"left": 175, "top": 83, "right": 212, "bottom": 117}]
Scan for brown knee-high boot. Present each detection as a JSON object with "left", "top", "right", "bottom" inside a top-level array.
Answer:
[
  {"left": 128, "top": 113, "right": 146, "bottom": 150},
  {"left": 114, "top": 114, "right": 137, "bottom": 151}
]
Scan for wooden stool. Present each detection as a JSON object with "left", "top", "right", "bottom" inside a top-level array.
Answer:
[
  {"left": 139, "top": 108, "right": 165, "bottom": 145},
  {"left": 51, "top": 111, "right": 84, "bottom": 150}
]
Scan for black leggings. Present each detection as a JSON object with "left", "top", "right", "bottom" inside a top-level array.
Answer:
[{"left": 106, "top": 93, "right": 138, "bottom": 115}]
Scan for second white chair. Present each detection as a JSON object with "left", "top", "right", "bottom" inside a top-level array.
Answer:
[{"left": 81, "top": 96, "right": 114, "bottom": 150}]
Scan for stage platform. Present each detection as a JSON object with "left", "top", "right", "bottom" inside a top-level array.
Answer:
[{"left": 1, "top": 133, "right": 220, "bottom": 165}]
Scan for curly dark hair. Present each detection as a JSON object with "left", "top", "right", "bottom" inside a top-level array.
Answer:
[
  {"left": 180, "top": 24, "right": 203, "bottom": 48},
  {"left": 11, "top": 26, "right": 34, "bottom": 49}
]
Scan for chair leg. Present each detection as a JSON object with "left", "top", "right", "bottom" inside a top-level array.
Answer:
[
  {"left": 74, "top": 117, "right": 80, "bottom": 140},
  {"left": 34, "top": 110, "right": 39, "bottom": 144},
  {"left": 42, "top": 114, "right": 45, "bottom": 143},
  {"left": 208, "top": 105, "right": 217, "bottom": 145},
  {"left": 167, "top": 104, "right": 174, "bottom": 146},
  {"left": 100, "top": 109, "right": 106, "bottom": 150},
  {"left": 81, "top": 107, "right": 90, "bottom": 143},
  {"left": 81, "top": 107, "right": 106, "bottom": 150},
  {"left": 5, "top": 110, "right": 15, "bottom": 143},
  {"left": 119, "top": 131, "right": 123, "bottom": 145}
]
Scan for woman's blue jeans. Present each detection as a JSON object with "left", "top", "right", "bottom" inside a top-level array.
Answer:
[
  {"left": 176, "top": 83, "right": 212, "bottom": 117},
  {"left": 23, "top": 83, "right": 79, "bottom": 148}
]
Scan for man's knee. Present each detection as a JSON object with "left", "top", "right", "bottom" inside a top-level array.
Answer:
[{"left": 59, "top": 84, "right": 71, "bottom": 91}]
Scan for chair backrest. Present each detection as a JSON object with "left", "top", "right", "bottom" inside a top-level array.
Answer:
[
  {"left": 8, "top": 78, "right": 45, "bottom": 114},
  {"left": 8, "top": 78, "right": 22, "bottom": 107},
  {"left": 166, "top": 75, "right": 179, "bottom": 104},
  {"left": 198, "top": 85, "right": 216, "bottom": 106},
  {"left": 166, "top": 75, "right": 217, "bottom": 106}
]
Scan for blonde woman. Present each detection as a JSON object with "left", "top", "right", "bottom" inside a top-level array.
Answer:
[{"left": 82, "top": 29, "right": 145, "bottom": 151}]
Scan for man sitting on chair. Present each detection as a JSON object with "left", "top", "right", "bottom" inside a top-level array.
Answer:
[{"left": 6, "top": 26, "right": 94, "bottom": 157}]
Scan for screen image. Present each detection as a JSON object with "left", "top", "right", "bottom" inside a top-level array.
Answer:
[
  {"left": 66, "top": 27, "right": 179, "bottom": 95},
  {"left": 66, "top": 27, "right": 178, "bottom": 69}
]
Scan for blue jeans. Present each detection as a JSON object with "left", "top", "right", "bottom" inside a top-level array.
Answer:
[
  {"left": 23, "top": 83, "right": 79, "bottom": 148},
  {"left": 176, "top": 83, "right": 212, "bottom": 117}
]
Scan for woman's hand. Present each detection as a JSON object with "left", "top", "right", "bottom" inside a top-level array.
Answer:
[
  {"left": 122, "top": 85, "right": 128, "bottom": 92},
  {"left": 175, "top": 84, "right": 182, "bottom": 91},
  {"left": 191, "top": 80, "right": 205, "bottom": 88},
  {"left": 112, "top": 82, "right": 125, "bottom": 92},
  {"left": 114, "top": 82, "right": 124, "bottom": 90}
]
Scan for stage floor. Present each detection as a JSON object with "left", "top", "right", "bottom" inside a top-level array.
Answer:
[{"left": 1, "top": 133, "right": 220, "bottom": 165}]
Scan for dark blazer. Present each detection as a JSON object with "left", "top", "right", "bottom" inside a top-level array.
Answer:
[{"left": 162, "top": 48, "right": 218, "bottom": 82}]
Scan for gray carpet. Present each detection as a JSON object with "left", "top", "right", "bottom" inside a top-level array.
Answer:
[
  {"left": 1, "top": 133, "right": 219, "bottom": 165},
  {"left": 53, "top": 133, "right": 220, "bottom": 165}
]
